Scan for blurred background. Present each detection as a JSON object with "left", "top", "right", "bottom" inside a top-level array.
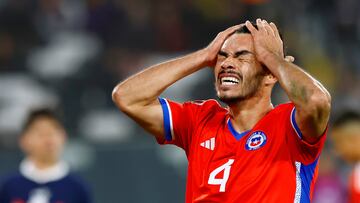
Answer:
[{"left": 0, "top": 0, "right": 359, "bottom": 202}]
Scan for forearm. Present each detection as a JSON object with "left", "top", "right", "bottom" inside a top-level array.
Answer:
[
  {"left": 262, "top": 53, "right": 330, "bottom": 109},
  {"left": 245, "top": 19, "right": 331, "bottom": 140},
  {"left": 262, "top": 53, "right": 331, "bottom": 138},
  {"left": 112, "top": 49, "right": 208, "bottom": 109}
]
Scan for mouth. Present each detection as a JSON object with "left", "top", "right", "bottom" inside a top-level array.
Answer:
[
  {"left": 220, "top": 76, "right": 239, "bottom": 85},
  {"left": 218, "top": 71, "right": 241, "bottom": 86}
]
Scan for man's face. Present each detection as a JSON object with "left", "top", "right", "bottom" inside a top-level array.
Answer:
[
  {"left": 214, "top": 33, "right": 266, "bottom": 103},
  {"left": 21, "top": 117, "right": 66, "bottom": 163}
]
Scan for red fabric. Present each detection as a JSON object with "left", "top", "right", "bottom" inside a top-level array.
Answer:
[
  {"left": 349, "top": 164, "right": 360, "bottom": 203},
  {"left": 158, "top": 99, "right": 326, "bottom": 202}
]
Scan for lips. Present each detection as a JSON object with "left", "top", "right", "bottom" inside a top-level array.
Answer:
[{"left": 218, "top": 71, "right": 242, "bottom": 86}]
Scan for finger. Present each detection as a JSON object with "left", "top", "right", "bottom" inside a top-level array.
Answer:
[
  {"left": 256, "top": 18, "right": 262, "bottom": 29},
  {"left": 285, "top": 55, "right": 295, "bottom": 63},
  {"left": 245, "top": 21, "right": 257, "bottom": 34},
  {"left": 262, "top": 20, "right": 275, "bottom": 36},
  {"left": 256, "top": 18, "right": 262, "bottom": 26},
  {"left": 221, "top": 24, "right": 243, "bottom": 38},
  {"left": 269, "top": 22, "right": 280, "bottom": 38},
  {"left": 212, "top": 24, "right": 243, "bottom": 49},
  {"left": 256, "top": 18, "right": 267, "bottom": 34}
]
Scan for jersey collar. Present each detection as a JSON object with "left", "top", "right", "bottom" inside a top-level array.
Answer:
[
  {"left": 227, "top": 118, "right": 250, "bottom": 140},
  {"left": 20, "top": 159, "right": 69, "bottom": 184}
]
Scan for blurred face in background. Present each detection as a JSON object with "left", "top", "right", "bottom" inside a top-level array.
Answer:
[
  {"left": 214, "top": 33, "right": 268, "bottom": 103},
  {"left": 20, "top": 116, "right": 66, "bottom": 164},
  {"left": 332, "top": 121, "right": 360, "bottom": 163}
]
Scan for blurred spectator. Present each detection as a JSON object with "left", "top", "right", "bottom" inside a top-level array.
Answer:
[
  {"left": 0, "top": 108, "right": 92, "bottom": 203},
  {"left": 332, "top": 111, "right": 360, "bottom": 203}
]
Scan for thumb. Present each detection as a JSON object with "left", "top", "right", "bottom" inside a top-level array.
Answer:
[{"left": 285, "top": 55, "right": 295, "bottom": 63}]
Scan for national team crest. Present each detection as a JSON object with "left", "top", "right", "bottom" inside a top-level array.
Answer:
[{"left": 245, "top": 131, "right": 267, "bottom": 150}]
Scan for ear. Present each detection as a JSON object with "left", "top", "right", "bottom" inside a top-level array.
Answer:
[{"left": 264, "top": 73, "right": 278, "bottom": 86}]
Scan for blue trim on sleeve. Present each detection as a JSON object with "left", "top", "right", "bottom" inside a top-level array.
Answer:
[
  {"left": 227, "top": 119, "right": 250, "bottom": 140},
  {"left": 158, "top": 98, "right": 173, "bottom": 141},
  {"left": 299, "top": 158, "right": 319, "bottom": 203},
  {"left": 291, "top": 107, "right": 303, "bottom": 139}
]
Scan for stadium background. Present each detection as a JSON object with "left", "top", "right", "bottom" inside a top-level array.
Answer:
[{"left": 0, "top": 0, "right": 359, "bottom": 202}]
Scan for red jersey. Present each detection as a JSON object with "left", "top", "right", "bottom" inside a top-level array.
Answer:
[
  {"left": 157, "top": 98, "right": 327, "bottom": 203},
  {"left": 349, "top": 163, "right": 360, "bottom": 203}
]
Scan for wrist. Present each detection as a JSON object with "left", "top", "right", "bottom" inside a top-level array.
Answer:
[{"left": 197, "top": 48, "right": 214, "bottom": 67}]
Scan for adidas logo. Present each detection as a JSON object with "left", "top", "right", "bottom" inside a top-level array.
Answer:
[{"left": 200, "top": 137, "right": 215, "bottom": 150}]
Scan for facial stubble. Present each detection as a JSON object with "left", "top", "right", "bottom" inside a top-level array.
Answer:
[{"left": 216, "top": 71, "right": 266, "bottom": 104}]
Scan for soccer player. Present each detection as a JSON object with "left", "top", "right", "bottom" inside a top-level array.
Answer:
[
  {"left": 112, "top": 19, "right": 331, "bottom": 202},
  {"left": 0, "top": 108, "right": 92, "bottom": 203}
]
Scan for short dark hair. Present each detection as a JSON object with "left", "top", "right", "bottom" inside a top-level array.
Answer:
[
  {"left": 235, "top": 23, "right": 258, "bottom": 34},
  {"left": 333, "top": 111, "right": 360, "bottom": 128},
  {"left": 234, "top": 22, "right": 286, "bottom": 56},
  {"left": 22, "top": 108, "right": 63, "bottom": 133}
]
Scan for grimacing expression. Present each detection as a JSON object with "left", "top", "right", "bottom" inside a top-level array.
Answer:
[
  {"left": 215, "top": 33, "right": 266, "bottom": 103},
  {"left": 21, "top": 117, "right": 66, "bottom": 162}
]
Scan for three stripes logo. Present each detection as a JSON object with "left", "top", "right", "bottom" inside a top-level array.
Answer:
[{"left": 200, "top": 137, "right": 215, "bottom": 151}]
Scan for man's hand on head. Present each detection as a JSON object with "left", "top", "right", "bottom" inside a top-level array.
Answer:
[
  {"left": 202, "top": 24, "right": 243, "bottom": 67},
  {"left": 245, "top": 19, "right": 284, "bottom": 63}
]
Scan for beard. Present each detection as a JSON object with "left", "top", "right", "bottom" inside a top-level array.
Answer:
[{"left": 216, "top": 71, "right": 265, "bottom": 104}]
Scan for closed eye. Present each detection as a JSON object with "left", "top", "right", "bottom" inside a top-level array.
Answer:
[
  {"left": 218, "top": 51, "right": 228, "bottom": 58},
  {"left": 234, "top": 50, "right": 253, "bottom": 58}
]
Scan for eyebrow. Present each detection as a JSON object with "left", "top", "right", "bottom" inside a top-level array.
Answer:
[{"left": 218, "top": 50, "right": 253, "bottom": 57}]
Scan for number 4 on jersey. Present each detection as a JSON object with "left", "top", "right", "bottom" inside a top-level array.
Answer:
[{"left": 208, "top": 159, "right": 234, "bottom": 192}]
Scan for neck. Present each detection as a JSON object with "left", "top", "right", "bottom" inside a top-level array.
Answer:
[
  {"left": 227, "top": 94, "right": 273, "bottom": 132},
  {"left": 28, "top": 156, "right": 59, "bottom": 170}
]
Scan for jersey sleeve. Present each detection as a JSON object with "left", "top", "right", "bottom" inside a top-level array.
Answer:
[
  {"left": 285, "top": 104, "right": 327, "bottom": 165},
  {"left": 157, "top": 98, "right": 203, "bottom": 152}
]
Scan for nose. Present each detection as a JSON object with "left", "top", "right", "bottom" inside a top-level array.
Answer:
[{"left": 221, "top": 59, "right": 236, "bottom": 70}]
